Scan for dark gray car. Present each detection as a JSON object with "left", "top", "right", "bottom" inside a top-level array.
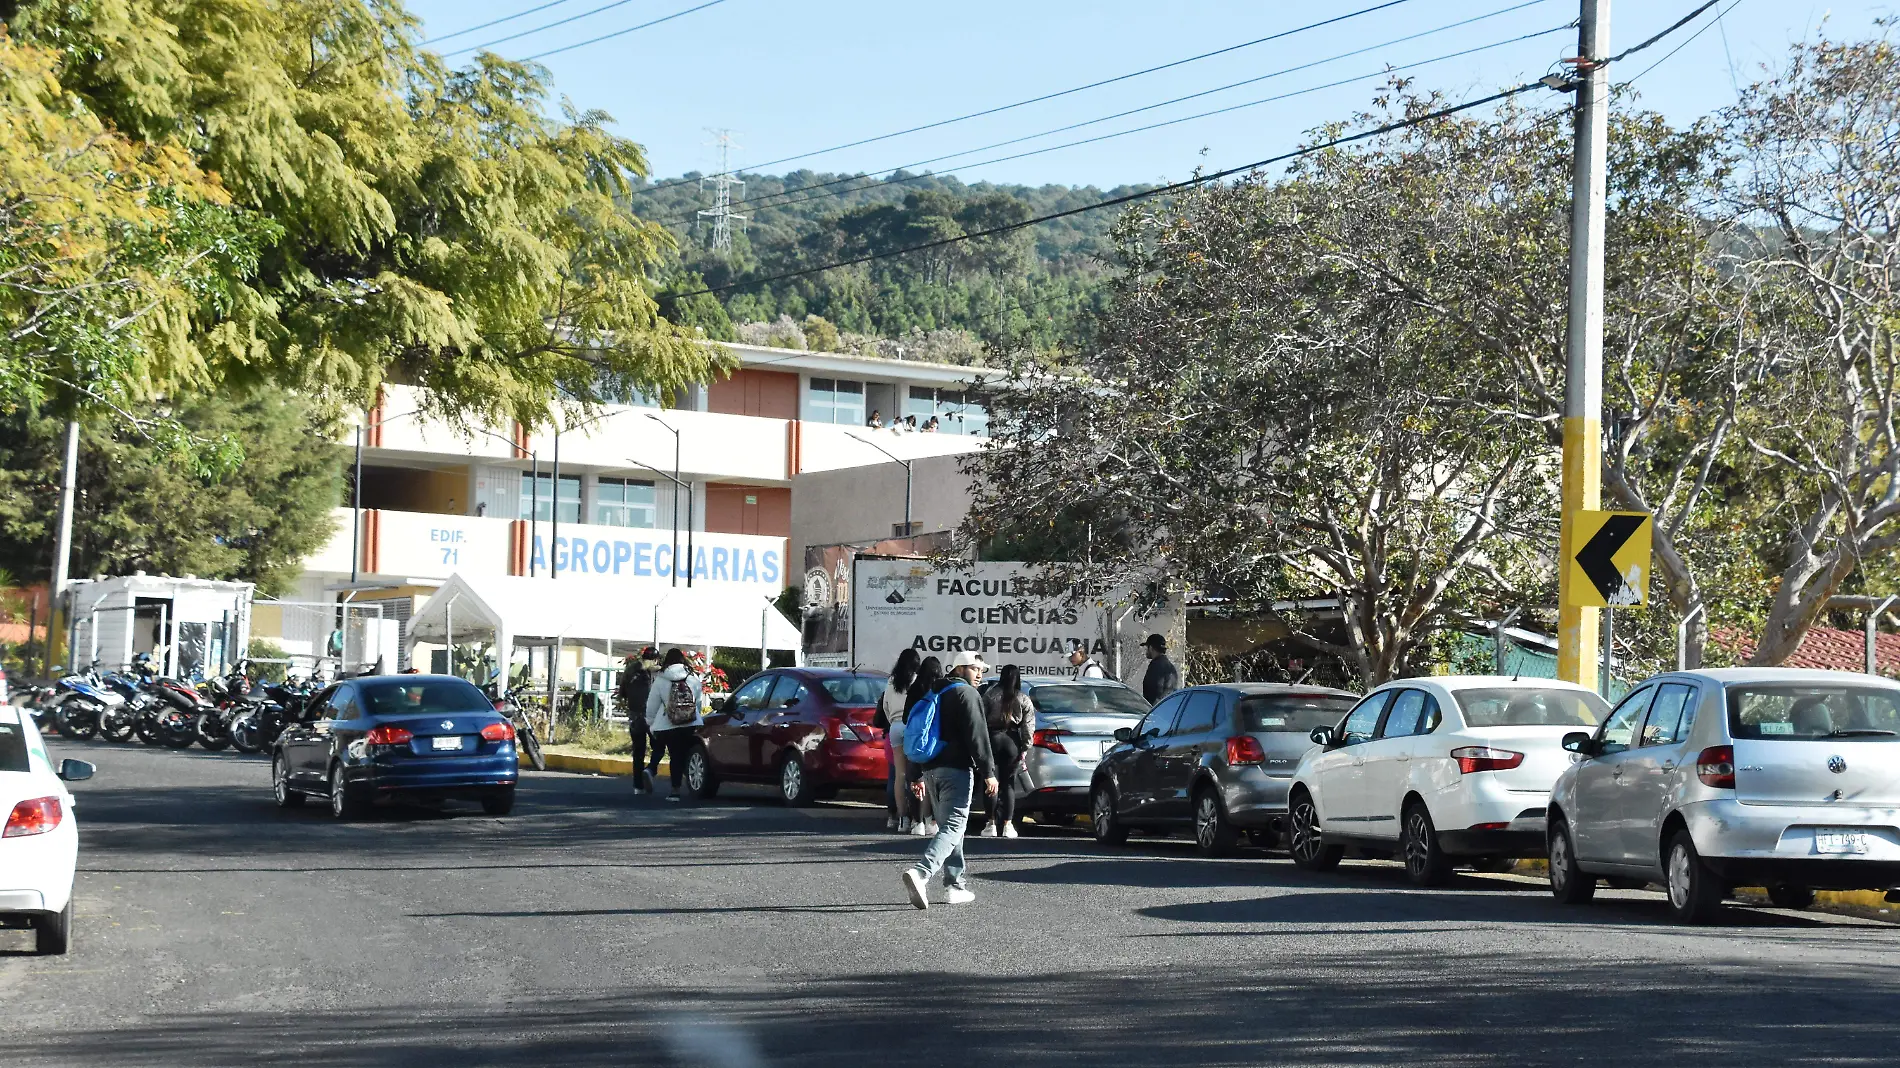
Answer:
[{"left": 1090, "top": 683, "right": 1359, "bottom": 855}]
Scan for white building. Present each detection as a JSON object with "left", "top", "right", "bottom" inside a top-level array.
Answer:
[{"left": 265, "top": 343, "right": 995, "bottom": 682}]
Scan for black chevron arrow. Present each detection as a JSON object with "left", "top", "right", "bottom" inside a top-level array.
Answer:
[{"left": 1577, "top": 513, "right": 1647, "bottom": 603}]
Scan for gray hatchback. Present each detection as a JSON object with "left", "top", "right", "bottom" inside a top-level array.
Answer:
[
  {"left": 1090, "top": 683, "right": 1359, "bottom": 855},
  {"left": 991, "top": 677, "right": 1151, "bottom": 822}
]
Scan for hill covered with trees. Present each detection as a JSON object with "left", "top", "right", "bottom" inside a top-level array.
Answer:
[{"left": 631, "top": 171, "right": 1150, "bottom": 360}]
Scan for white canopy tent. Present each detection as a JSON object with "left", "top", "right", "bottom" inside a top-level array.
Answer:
[{"left": 405, "top": 572, "right": 800, "bottom": 664}]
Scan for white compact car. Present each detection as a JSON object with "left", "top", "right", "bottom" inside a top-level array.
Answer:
[
  {"left": 0, "top": 701, "right": 94, "bottom": 954},
  {"left": 1287, "top": 676, "right": 1609, "bottom": 885},
  {"left": 1548, "top": 668, "right": 1900, "bottom": 924}
]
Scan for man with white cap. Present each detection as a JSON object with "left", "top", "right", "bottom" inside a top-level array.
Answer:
[{"left": 900, "top": 649, "right": 996, "bottom": 909}]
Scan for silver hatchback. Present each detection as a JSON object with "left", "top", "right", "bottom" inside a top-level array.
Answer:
[
  {"left": 999, "top": 678, "right": 1150, "bottom": 821},
  {"left": 1547, "top": 668, "right": 1900, "bottom": 923}
]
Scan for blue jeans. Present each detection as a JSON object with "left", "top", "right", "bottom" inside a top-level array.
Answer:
[{"left": 910, "top": 766, "right": 973, "bottom": 889}]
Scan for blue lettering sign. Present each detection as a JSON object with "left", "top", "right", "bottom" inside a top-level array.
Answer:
[
  {"left": 634, "top": 541, "right": 652, "bottom": 576},
  {"left": 762, "top": 550, "right": 779, "bottom": 584},
  {"left": 656, "top": 544, "right": 672, "bottom": 578}
]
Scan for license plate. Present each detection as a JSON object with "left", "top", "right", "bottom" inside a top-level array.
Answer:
[
  {"left": 431, "top": 735, "right": 462, "bottom": 751},
  {"left": 1816, "top": 830, "right": 1868, "bottom": 855}
]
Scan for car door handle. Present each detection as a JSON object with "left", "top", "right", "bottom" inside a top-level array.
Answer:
[
  {"left": 1612, "top": 767, "right": 1624, "bottom": 780},
  {"left": 1660, "top": 761, "right": 1677, "bottom": 771}
]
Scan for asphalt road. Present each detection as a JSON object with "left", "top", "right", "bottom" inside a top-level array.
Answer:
[{"left": 4, "top": 739, "right": 1898, "bottom": 1068}]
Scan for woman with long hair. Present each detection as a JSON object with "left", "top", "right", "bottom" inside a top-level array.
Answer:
[
  {"left": 982, "top": 664, "right": 1034, "bottom": 838},
  {"left": 879, "top": 648, "right": 923, "bottom": 832},
  {"left": 901, "top": 655, "right": 944, "bottom": 836},
  {"left": 643, "top": 647, "right": 705, "bottom": 802}
]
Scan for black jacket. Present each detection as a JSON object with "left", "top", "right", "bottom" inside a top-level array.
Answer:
[
  {"left": 620, "top": 667, "right": 653, "bottom": 725},
  {"left": 908, "top": 679, "right": 995, "bottom": 781},
  {"left": 1142, "top": 655, "right": 1182, "bottom": 704}
]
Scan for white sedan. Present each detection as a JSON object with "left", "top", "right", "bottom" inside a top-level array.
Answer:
[
  {"left": 1287, "top": 675, "right": 1609, "bottom": 886},
  {"left": 0, "top": 701, "right": 93, "bottom": 954}
]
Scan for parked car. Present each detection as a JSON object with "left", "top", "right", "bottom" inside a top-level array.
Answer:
[
  {"left": 987, "top": 676, "right": 1150, "bottom": 824},
  {"left": 1547, "top": 668, "right": 1900, "bottom": 924},
  {"left": 271, "top": 674, "right": 519, "bottom": 820},
  {"left": 1287, "top": 676, "right": 1609, "bottom": 885},
  {"left": 0, "top": 700, "right": 95, "bottom": 954},
  {"left": 1089, "top": 683, "right": 1357, "bottom": 854},
  {"left": 684, "top": 668, "right": 889, "bottom": 806}
]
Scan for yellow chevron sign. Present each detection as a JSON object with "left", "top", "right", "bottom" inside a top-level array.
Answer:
[{"left": 1564, "top": 510, "right": 1651, "bottom": 608}]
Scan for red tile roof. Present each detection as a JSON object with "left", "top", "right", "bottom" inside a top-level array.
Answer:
[{"left": 1715, "top": 625, "right": 1900, "bottom": 675}]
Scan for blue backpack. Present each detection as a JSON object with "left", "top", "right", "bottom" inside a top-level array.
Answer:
[{"left": 903, "top": 681, "right": 965, "bottom": 765}]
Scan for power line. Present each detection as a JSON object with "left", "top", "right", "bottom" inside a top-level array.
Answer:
[
  {"left": 422, "top": 0, "right": 579, "bottom": 45},
  {"left": 443, "top": 0, "right": 647, "bottom": 56},
  {"left": 520, "top": 0, "right": 727, "bottom": 61},
  {"left": 676, "top": 0, "right": 1721, "bottom": 300},
  {"left": 1621, "top": 0, "right": 1739, "bottom": 84},
  {"left": 635, "top": 0, "right": 1424, "bottom": 198},
  {"left": 665, "top": 1, "right": 1565, "bottom": 224}
]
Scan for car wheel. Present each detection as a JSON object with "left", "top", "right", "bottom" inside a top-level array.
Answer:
[
  {"left": 1766, "top": 883, "right": 1815, "bottom": 911},
  {"left": 1193, "top": 788, "right": 1239, "bottom": 857},
  {"left": 683, "top": 746, "right": 721, "bottom": 798},
  {"left": 1400, "top": 802, "right": 1453, "bottom": 887},
  {"left": 1288, "top": 790, "right": 1342, "bottom": 872},
  {"left": 1090, "top": 782, "right": 1129, "bottom": 846},
  {"left": 329, "top": 763, "right": 368, "bottom": 821},
  {"left": 779, "top": 753, "right": 815, "bottom": 807},
  {"left": 481, "top": 787, "right": 516, "bottom": 816},
  {"left": 272, "top": 754, "right": 305, "bottom": 808},
  {"left": 1547, "top": 817, "right": 1597, "bottom": 905},
  {"left": 34, "top": 897, "right": 72, "bottom": 956},
  {"left": 1664, "top": 829, "right": 1726, "bottom": 924}
]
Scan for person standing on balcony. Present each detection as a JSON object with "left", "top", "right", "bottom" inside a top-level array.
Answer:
[
  {"left": 868, "top": 410, "right": 884, "bottom": 429},
  {"left": 644, "top": 648, "right": 705, "bottom": 803},
  {"left": 1141, "top": 634, "right": 1181, "bottom": 704}
]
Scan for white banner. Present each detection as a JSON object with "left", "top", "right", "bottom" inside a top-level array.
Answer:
[{"left": 851, "top": 559, "right": 1111, "bottom": 676}]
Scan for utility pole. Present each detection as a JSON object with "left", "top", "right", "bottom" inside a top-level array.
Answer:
[
  {"left": 1557, "top": 0, "right": 1610, "bottom": 687},
  {"left": 697, "top": 129, "right": 747, "bottom": 255},
  {"left": 48, "top": 419, "right": 79, "bottom": 668}
]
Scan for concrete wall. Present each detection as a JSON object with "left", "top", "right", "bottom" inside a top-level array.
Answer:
[{"left": 790, "top": 452, "right": 974, "bottom": 569}]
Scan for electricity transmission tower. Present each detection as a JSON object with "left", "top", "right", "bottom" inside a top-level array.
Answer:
[{"left": 697, "top": 129, "right": 747, "bottom": 254}]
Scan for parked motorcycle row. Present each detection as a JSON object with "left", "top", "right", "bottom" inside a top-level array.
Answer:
[{"left": 9, "top": 656, "right": 321, "bottom": 756}]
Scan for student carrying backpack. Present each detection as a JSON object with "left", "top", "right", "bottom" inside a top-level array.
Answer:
[
  {"left": 644, "top": 648, "right": 705, "bottom": 803},
  {"left": 899, "top": 651, "right": 997, "bottom": 911}
]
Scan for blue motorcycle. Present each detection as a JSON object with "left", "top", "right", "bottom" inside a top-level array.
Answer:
[{"left": 50, "top": 665, "right": 127, "bottom": 741}]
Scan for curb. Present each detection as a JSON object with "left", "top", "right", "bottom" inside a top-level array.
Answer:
[
  {"left": 1511, "top": 859, "right": 1895, "bottom": 917},
  {"left": 541, "top": 751, "right": 644, "bottom": 776}
]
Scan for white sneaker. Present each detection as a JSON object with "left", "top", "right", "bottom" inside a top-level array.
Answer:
[
  {"left": 924, "top": 820, "right": 939, "bottom": 837},
  {"left": 901, "top": 869, "right": 929, "bottom": 910},
  {"left": 908, "top": 820, "right": 930, "bottom": 837},
  {"left": 977, "top": 826, "right": 998, "bottom": 838},
  {"left": 944, "top": 886, "right": 976, "bottom": 905},
  {"left": 1002, "top": 823, "right": 1019, "bottom": 839}
]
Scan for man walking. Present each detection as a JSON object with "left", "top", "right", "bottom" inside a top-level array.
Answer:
[
  {"left": 619, "top": 647, "right": 659, "bottom": 793},
  {"left": 900, "top": 650, "right": 995, "bottom": 910},
  {"left": 1141, "top": 633, "right": 1181, "bottom": 704},
  {"left": 1067, "top": 642, "right": 1106, "bottom": 679}
]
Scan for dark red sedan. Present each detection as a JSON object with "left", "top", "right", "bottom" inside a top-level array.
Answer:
[{"left": 681, "top": 668, "right": 889, "bottom": 805}]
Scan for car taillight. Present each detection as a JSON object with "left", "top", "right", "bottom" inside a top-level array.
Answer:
[
  {"left": 1696, "top": 745, "right": 1735, "bottom": 788},
  {"left": 1451, "top": 746, "right": 1524, "bottom": 773},
  {"left": 481, "top": 722, "right": 515, "bottom": 742},
  {"left": 1225, "top": 735, "right": 1266, "bottom": 766},
  {"left": 364, "top": 725, "right": 414, "bottom": 746},
  {"left": 4, "top": 796, "right": 62, "bottom": 838},
  {"left": 1032, "top": 728, "right": 1070, "bottom": 754},
  {"left": 1468, "top": 821, "right": 1510, "bottom": 831}
]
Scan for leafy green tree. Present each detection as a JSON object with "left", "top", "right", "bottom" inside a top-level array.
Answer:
[{"left": 0, "top": 393, "right": 346, "bottom": 595}]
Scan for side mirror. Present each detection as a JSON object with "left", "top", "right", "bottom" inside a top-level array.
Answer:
[
  {"left": 1562, "top": 731, "right": 1595, "bottom": 755},
  {"left": 721, "top": 696, "right": 737, "bottom": 715},
  {"left": 57, "top": 759, "right": 95, "bottom": 782},
  {"left": 1309, "top": 726, "right": 1335, "bottom": 747},
  {"left": 1113, "top": 726, "right": 1134, "bottom": 743}
]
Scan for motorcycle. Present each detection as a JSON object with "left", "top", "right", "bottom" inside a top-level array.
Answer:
[
  {"left": 229, "top": 673, "right": 306, "bottom": 754},
  {"left": 51, "top": 667, "right": 126, "bottom": 741},
  {"left": 94, "top": 671, "right": 146, "bottom": 742},
  {"left": 8, "top": 679, "right": 61, "bottom": 736},
  {"left": 487, "top": 675, "right": 545, "bottom": 772}
]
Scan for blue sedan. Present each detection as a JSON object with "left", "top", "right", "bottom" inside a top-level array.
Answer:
[{"left": 271, "top": 675, "right": 519, "bottom": 819}]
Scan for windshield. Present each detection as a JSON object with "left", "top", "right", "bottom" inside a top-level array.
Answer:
[
  {"left": 1455, "top": 687, "right": 1608, "bottom": 728},
  {"left": 358, "top": 679, "right": 493, "bottom": 717},
  {"left": 1238, "top": 694, "right": 1358, "bottom": 733},
  {"left": 0, "top": 719, "right": 28, "bottom": 773},
  {"left": 1727, "top": 684, "right": 1900, "bottom": 741},
  {"left": 819, "top": 676, "right": 885, "bottom": 706},
  {"left": 1028, "top": 684, "right": 1149, "bottom": 718}
]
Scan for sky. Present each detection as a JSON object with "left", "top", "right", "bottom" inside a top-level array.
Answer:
[{"left": 403, "top": 0, "right": 1898, "bottom": 193}]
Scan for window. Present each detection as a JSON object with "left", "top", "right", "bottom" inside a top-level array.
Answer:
[
  {"left": 733, "top": 674, "right": 775, "bottom": 712},
  {"left": 327, "top": 686, "right": 363, "bottom": 721},
  {"left": 1640, "top": 684, "right": 1698, "bottom": 747},
  {"left": 1339, "top": 691, "right": 1393, "bottom": 746},
  {"left": 1727, "top": 684, "right": 1900, "bottom": 741},
  {"left": 1173, "top": 691, "right": 1221, "bottom": 735},
  {"left": 1027, "top": 684, "right": 1151, "bottom": 718},
  {"left": 768, "top": 674, "right": 805, "bottom": 708},
  {"left": 0, "top": 720, "right": 28, "bottom": 773},
  {"left": 357, "top": 679, "right": 490, "bottom": 717},
  {"left": 1139, "top": 693, "right": 1187, "bottom": 739},
  {"left": 1379, "top": 690, "right": 1431, "bottom": 739},
  {"left": 904, "top": 386, "right": 989, "bottom": 436},
  {"left": 1455, "top": 687, "right": 1609, "bottom": 728},
  {"left": 1597, "top": 687, "right": 1654, "bottom": 755},
  {"left": 1237, "top": 694, "right": 1358, "bottom": 734},
  {"left": 520, "top": 472, "right": 581, "bottom": 524},
  {"left": 820, "top": 676, "right": 886, "bottom": 705},
  {"left": 808, "top": 378, "right": 866, "bottom": 425},
  {"left": 595, "top": 477, "right": 657, "bottom": 528}
]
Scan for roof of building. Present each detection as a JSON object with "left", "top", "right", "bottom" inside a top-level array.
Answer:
[
  {"left": 1714, "top": 625, "right": 1900, "bottom": 676},
  {"left": 722, "top": 342, "right": 997, "bottom": 383}
]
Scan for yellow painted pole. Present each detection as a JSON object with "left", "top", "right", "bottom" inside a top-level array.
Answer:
[{"left": 1558, "top": 0, "right": 1609, "bottom": 686}]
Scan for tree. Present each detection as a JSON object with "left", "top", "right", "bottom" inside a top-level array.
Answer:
[
  {"left": 5, "top": 2, "right": 717, "bottom": 428},
  {"left": 0, "top": 393, "right": 346, "bottom": 595}
]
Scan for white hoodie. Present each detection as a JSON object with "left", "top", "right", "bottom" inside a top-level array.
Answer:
[{"left": 645, "top": 663, "right": 705, "bottom": 733}]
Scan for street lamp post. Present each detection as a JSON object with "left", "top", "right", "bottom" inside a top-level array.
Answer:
[
  {"left": 547, "top": 406, "right": 645, "bottom": 580},
  {"left": 845, "top": 431, "right": 913, "bottom": 535},
  {"left": 623, "top": 455, "right": 694, "bottom": 588}
]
